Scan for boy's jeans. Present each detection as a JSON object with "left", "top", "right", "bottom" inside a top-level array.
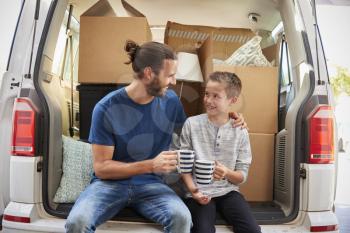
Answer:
[{"left": 65, "top": 179, "right": 192, "bottom": 233}]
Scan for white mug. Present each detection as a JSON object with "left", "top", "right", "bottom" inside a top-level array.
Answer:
[
  {"left": 176, "top": 150, "right": 195, "bottom": 173},
  {"left": 195, "top": 160, "right": 215, "bottom": 184}
]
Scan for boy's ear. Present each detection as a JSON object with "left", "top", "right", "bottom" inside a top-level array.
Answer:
[{"left": 230, "top": 96, "right": 238, "bottom": 105}]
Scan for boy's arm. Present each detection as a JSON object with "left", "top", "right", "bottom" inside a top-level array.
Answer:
[
  {"left": 233, "top": 129, "right": 252, "bottom": 184},
  {"left": 181, "top": 173, "right": 198, "bottom": 194},
  {"left": 180, "top": 118, "right": 211, "bottom": 205},
  {"left": 214, "top": 129, "right": 252, "bottom": 184},
  {"left": 179, "top": 120, "right": 197, "bottom": 193},
  {"left": 179, "top": 119, "right": 192, "bottom": 150},
  {"left": 182, "top": 173, "right": 211, "bottom": 205},
  {"left": 214, "top": 161, "right": 244, "bottom": 184}
]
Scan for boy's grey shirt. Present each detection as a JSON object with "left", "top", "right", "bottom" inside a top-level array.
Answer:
[{"left": 180, "top": 113, "right": 252, "bottom": 198}]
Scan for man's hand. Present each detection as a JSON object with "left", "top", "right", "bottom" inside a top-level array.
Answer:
[
  {"left": 152, "top": 151, "right": 178, "bottom": 174},
  {"left": 229, "top": 112, "right": 248, "bottom": 130},
  {"left": 191, "top": 188, "right": 211, "bottom": 205},
  {"left": 213, "top": 161, "right": 228, "bottom": 181}
]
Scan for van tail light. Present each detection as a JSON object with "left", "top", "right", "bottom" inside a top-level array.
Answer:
[
  {"left": 3, "top": 214, "right": 30, "bottom": 223},
  {"left": 11, "top": 98, "right": 37, "bottom": 156},
  {"left": 308, "top": 105, "right": 334, "bottom": 164},
  {"left": 310, "top": 225, "right": 338, "bottom": 232}
]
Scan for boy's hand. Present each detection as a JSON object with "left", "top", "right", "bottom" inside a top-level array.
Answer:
[
  {"left": 191, "top": 188, "right": 211, "bottom": 205},
  {"left": 229, "top": 112, "right": 249, "bottom": 130},
  {"left": 214, "top": 161, "right": 228, "bottom": 180},
  {"left": 152, "top": 151, "right": 178, "bottom": 174}
]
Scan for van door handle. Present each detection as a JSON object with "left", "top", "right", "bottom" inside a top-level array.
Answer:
[
  {"left": 10, "top": 82, "right": 20, "bottom": 88},
  {"left": 300, "top": 168, "right": 307, "bottom": 179},
  {"left": 37, "top": 160, "right": 43, "bottom": 172}
]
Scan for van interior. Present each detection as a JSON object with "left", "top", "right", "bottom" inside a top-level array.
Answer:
[{"left": 39, "top": 0, "right": 297, "bottom": 224}]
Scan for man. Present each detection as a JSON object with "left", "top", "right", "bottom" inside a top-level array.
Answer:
[{"left": 66, "top": 40, "right": 245, "bottom": 233}]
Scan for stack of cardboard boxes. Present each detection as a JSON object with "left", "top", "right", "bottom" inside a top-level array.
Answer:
[
  {"left": 78, "top": 0, "right": 279, "bottom": 201},
  {"left": 165, "top": 22, "right": 279, "bottom": 201}
]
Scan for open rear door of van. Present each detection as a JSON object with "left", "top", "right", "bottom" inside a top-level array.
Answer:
[{"left": 0, "top": 0, "right": 25, "bottom": 224}]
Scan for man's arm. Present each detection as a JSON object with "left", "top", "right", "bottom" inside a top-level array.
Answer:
[
  {"left": 229, "top": 112, "right": 248, "bottom": 129},
  {"left": 92, "top": 144, "right": 178, "bottom": 180}
]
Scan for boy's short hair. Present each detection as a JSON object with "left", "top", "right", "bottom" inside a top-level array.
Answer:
[{"left": 208, "top": 71, "right": 242, "bottom": 98}]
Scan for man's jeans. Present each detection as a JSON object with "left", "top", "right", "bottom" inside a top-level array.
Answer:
[{"left": 65, "top": 179, "right": 192, "bottom": 233}]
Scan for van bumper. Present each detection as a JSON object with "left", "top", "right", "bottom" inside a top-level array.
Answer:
[
  {"left": 2, "top": 222, "right": 339, "bottom": 233},
  {"left": 2, "top": 202, "right": 339, "bottom": 233}
]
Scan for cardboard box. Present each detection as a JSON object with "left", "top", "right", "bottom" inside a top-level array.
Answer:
[
  {"left": 240, "top": 133, "right": 275, "bottom": 201},
  {"left": 78, "top": 0, "right": 152, "bottom": 84},
  {"left": 198, "top": 36, "right": 279, "bottom": 134},
  {"left": 215, "top": 65, "right": 278, "bottom": 134},
  {"left": 170, "top": 82, "right": 202, "bottom": 117}
]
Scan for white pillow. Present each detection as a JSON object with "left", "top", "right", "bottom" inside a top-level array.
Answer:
[
  {"left": 54, "top": 135, "right": 93, "bottom": 203},
  {"left": 213, "top": 36, "right": 272, "bottom": 67}
]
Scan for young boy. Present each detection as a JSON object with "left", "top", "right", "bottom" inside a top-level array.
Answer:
[{"left": 180, "top": 71, "right": 261, "bottom": 233}]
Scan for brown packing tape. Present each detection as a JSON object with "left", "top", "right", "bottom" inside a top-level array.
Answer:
[{"left": 165, "top": 21, "right": 255, "bottom": 55}]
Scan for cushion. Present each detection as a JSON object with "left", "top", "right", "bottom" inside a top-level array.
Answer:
[
  {"left": 54, "top": 135, "right": 93, "bottom": 203},
  {"left": 213, "top": 36, "right": 272, "bottom": 67}
]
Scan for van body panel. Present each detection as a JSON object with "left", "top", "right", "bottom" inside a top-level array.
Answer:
[
  {"left": 296, "top": 0, "right": 329, "bottom": 84},
  {"left": 276, "top": 66, "right": 312, "bottom": 216},
  {"left": 273, "top": 0, "right": 322, "bottom": 219},
  {"left": 301, "top": 164, "right": 335, "bottom": 211},
  {"left": 7, "top": 0, "right": 51, "bottom": 81},
  {"left": 10, "top": 156, "right": 42, "bottom": 204},
  {"left": 279, "top": 0, "right": 305, "bottom": 71},
  {"left": 304, "top": 211, "right": 338, "bottom": 232},
  {"left": 0, "top": 71, "right": 18, "bottom": 215},
  {"left": 1, "top": 0, "right": 53, "bottom": 218},
  {"left": 37, "top": 0, "right": 69, "bottom": 215}
]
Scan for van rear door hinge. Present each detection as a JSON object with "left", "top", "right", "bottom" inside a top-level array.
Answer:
[{"left": 300, "top": 168, "right": 307, "bottom": 179}]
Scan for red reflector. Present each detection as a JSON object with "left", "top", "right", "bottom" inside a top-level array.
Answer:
[
  {"left": 11, "top": 98, "right": 37, "bottom": 156},
  {"left": 310, "top": 225, "right": 337, "bottom": 232},
  {"left": 3, "top": 214, "right": 30, "bottom": 223},
  {"left": 309, "top": 106, "right": 334, "bottom": 164}
]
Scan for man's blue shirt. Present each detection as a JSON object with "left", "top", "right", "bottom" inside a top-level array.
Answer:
[{"left": 88, "top": 87, "right": 186, "bottom": 185}]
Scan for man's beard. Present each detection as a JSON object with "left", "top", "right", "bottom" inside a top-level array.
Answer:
[{"left": 146, "top": 76, "right": 166, "bottom": 97}]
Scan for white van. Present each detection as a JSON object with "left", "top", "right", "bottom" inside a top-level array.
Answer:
[{"left": 0, "top": 0, "right": 340, "bottom": 232}]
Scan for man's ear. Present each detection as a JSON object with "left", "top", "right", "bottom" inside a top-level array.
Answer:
[{"left": 143, "top": 67, "right": 153, "bottom": 82}]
